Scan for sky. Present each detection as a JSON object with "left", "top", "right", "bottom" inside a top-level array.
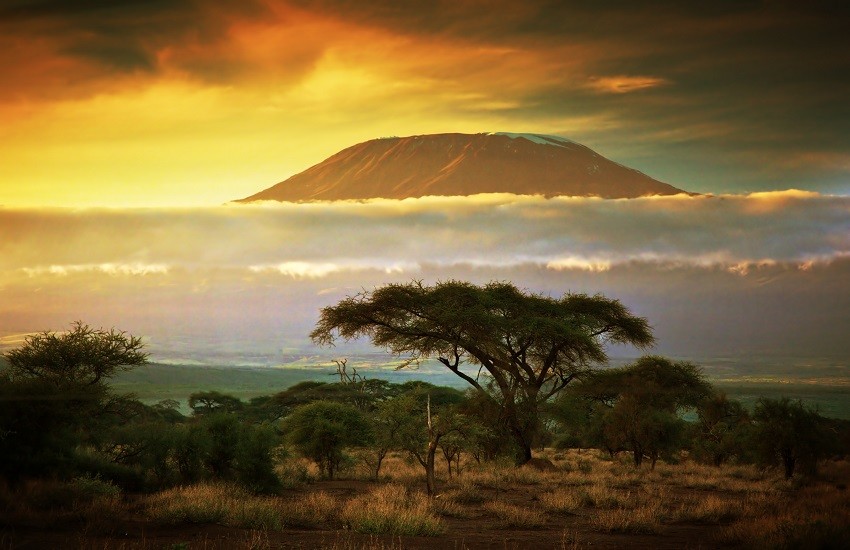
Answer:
[
  {"left": 1, "top": 1, "right": 849, "bottom": 371},
  {"left": 1, "top": 0, "right": 849, "bottom": 206}
]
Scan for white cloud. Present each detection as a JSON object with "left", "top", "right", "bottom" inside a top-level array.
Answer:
[{"left": 2, "top": 191, "right": 848, "bottom": 280}]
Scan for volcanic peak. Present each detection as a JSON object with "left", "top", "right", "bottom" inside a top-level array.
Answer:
[{"left": 237, "top": 132, "right": 686, "bottom": 202}]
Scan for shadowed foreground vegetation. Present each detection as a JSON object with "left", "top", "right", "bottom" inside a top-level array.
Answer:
[
  {"left": 3, "top": 290, "right": 850, "bottom": 548},
  {"left": 1, "top": 450, "right": 848, "bottom": 549}
]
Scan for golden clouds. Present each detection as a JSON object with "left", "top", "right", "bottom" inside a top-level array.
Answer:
[
  {"left": 1, "top": 1, "right": 848, "bottom": 207},
  {"left": 0, "top": 2, "right": 616, "bottom": 207},
  {"left": 585, "top": 75, "right": 669, "bottom": 94}
]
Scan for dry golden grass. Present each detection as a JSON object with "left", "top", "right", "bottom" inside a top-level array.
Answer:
[
  {"left": 145, "top": 483, "right": 252, "bottom": 526},
  {"left": 539, "top": 488, "right": 589, "bottom": 514},
  {"left": 441, "top": 477, "right": 487, "bottom": 503},
  {"left": 588, "top": 501, "right": 663, "bottom": 534},
  {"left": 432, "top": 495, "right": 476, "bottom": 519},
  {"left": 144, "top": 483, "right": 342, "bottom": 530},
  {"left": 483, "top": 500, "right": 548, "bottom": 529},
  {"left": 283, "top": 490, "right": 339, "bottom": 526},
  {"left": 7, "top": 448, "right": 849, "bottom": 549},
  {"left": 340, "top": 484, "right": 445, "bottom": 536},
  {"left": 372, "top": 454, "right": 423, "bottom": 486},
  {"left": 721, "top": 480, "right": 850, "bottom": 548},
  {"left": 672, "top": 494, "right": 743, "bottom": 523},
  {"left": 584, "top": 484, "right": 639, "bottom": 510}
]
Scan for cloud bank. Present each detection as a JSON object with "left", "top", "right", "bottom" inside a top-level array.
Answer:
[
  {"left": 2, "top": 191, "right": 849, "bottom": 362},
  {"left": 2, "top": 191, "right": 847, "bottom": 278}
]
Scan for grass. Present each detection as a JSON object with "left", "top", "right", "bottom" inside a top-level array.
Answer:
[
  {"left": 673, "top": 494, "right": 743, "bottom": 523},
  {"left": 483, "top": 501, "right": 548, "bottom": 529},
  {"left": 719, "top": 469, "right": 850, "bottom": 548},
  {"left": 340, "top": 484, "right": 445, "bottom": 536},
  {"left": 4, "top": 447, "right": 849, "bottom": 549},
  {"left": 0, "top": 476, "right": 124, "bottom": 532},
  {"left": 144, "top": 483, "right": 238, "bottom": 525},
  {"left": 440, "top": 477, "right": 487, "bottom": 503},
  {"left": 143, "top": 483, "right": 339, "bottom": 529},
  {"left": 589, "top": 504, "right": 663, "bottom": 534},
  {"left": 279, "top": 490, "right": 339, "bottom": 527},
  {"left": 540, "top": 488, "right": 589, "bottom": 514}
]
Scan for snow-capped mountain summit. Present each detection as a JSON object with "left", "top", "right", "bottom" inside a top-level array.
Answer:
[{"left": 237, "top": 132, "right": 686, "bottom": 202}]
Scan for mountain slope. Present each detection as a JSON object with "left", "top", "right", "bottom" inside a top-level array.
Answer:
[{"left": 237, "top": 132, "right": 686, "bottom": 202}]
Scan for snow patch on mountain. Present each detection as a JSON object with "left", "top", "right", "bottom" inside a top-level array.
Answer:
[{"left": 491, "top": 132, "right": 577, "bottom": 147}]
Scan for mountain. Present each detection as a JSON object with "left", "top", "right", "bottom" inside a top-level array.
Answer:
[{"left": 237, "top": 132, "right": 687, "bottom": 202}]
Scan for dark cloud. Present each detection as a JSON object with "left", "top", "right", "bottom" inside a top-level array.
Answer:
[{"left": 0, "top": 0, "right": 273, "bottom": 96}]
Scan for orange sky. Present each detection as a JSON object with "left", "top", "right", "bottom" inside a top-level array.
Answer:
[{"left": 1, "top": 1, "right": 848, "bottom": 206}]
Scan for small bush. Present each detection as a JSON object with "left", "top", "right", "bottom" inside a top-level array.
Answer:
[
  {"left": 145, "top": 483, "right": 239, "bottom": 525},
  {"left": 540, "top": 489, "right": 588, "bottom": 514},
  {"left": 674, "top": 495, "right": 742, "bottom": 523},
  {"left": 279, "top": 491, "right": 339, "bottom": 528},
  {"left": 585, "top": 485, "right": 636, "bottom": 510},
  {"left": 70, "top": 474, "right": 121, "bottom": 499},
  {"left": 577, "top": 459, "right": 593, "bottom": 474},
  {"left": 341, "top": 484, "right": 444, "bottom": 536},
  {"left": 590, "top": 504, "right": 662, "bottom": 534},
  {"left": 483, "top": 501, "right": 547, "bottom": 529},
  {"left": 276, "top": 457, "right": 318, "bottom": 488},
  {"left": 442, "top": 479, "right": 486, "bottom": 504}
]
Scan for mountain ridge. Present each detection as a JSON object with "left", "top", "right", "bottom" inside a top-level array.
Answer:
[{"left": 237, "top": 132, "right": 687, "bottom": 202}]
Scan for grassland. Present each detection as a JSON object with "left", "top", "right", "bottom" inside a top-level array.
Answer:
[{"left": 3, "top": 449, "right": 848, "bottom": 549}]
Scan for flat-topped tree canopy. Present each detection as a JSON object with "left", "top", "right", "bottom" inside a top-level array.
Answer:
[{"left": 311, "top": 280, "right": 654, "bottom": 463}]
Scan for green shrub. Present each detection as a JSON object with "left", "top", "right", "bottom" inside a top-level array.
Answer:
[{"left": 283, "top": 401, "right": 373, "bottom": 480}]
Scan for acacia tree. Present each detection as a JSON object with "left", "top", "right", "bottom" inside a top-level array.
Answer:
[
  {"left": 576, "top": 355, "right": 712, "bottom": 468},
  {"left": 693, "top": 393, "right": 752, "bottom": 466},
  {"left": 311, "top": 280, "right": 654, "bottom": 464},
  {"left": 283, "top": 401, "right": 373, "bottom": 479},
  {"left": 753, "top": 397, "right": 830, "bottom": 479},
  {"left": 5, "top": 321, "right": 147, "bottom": 386},
  {"left": 573, "top": 356, "right": 713, "bottom": 468},
  {"left": 0, "top": 322, "right": 148, "bottom": 481},
  {"left": 188, "top": 391, "right": 244, "bottom": 416}
]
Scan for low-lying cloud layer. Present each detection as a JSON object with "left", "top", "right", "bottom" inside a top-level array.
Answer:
[
  {"left": 2, "top": 191, "right": 849, "bottom": 362},
  {"left": 2, "top": 191, "right": 848, "bottom": 278}
]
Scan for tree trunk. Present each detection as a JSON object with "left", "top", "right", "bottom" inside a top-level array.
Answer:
[
  {"left": 782, "top": 451, "right": 796, "bottom": 479},
  {"left": 507, "top": 418, "right": 533, "bottom": 465},
  {"left": 373, "top": 449, "right": 387, "bottom": 481},
  {"left": 425, "top": 394, "right": 438, "bottom": 495},
  {"left": 517, "top": 441, "right": 533, "bottom": 465},
  {"left": 632, "top": 447, "right": 643, "bottom": 467},
  {"left": 426, "top": 439, "right": 438, "bottom": 495}
]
